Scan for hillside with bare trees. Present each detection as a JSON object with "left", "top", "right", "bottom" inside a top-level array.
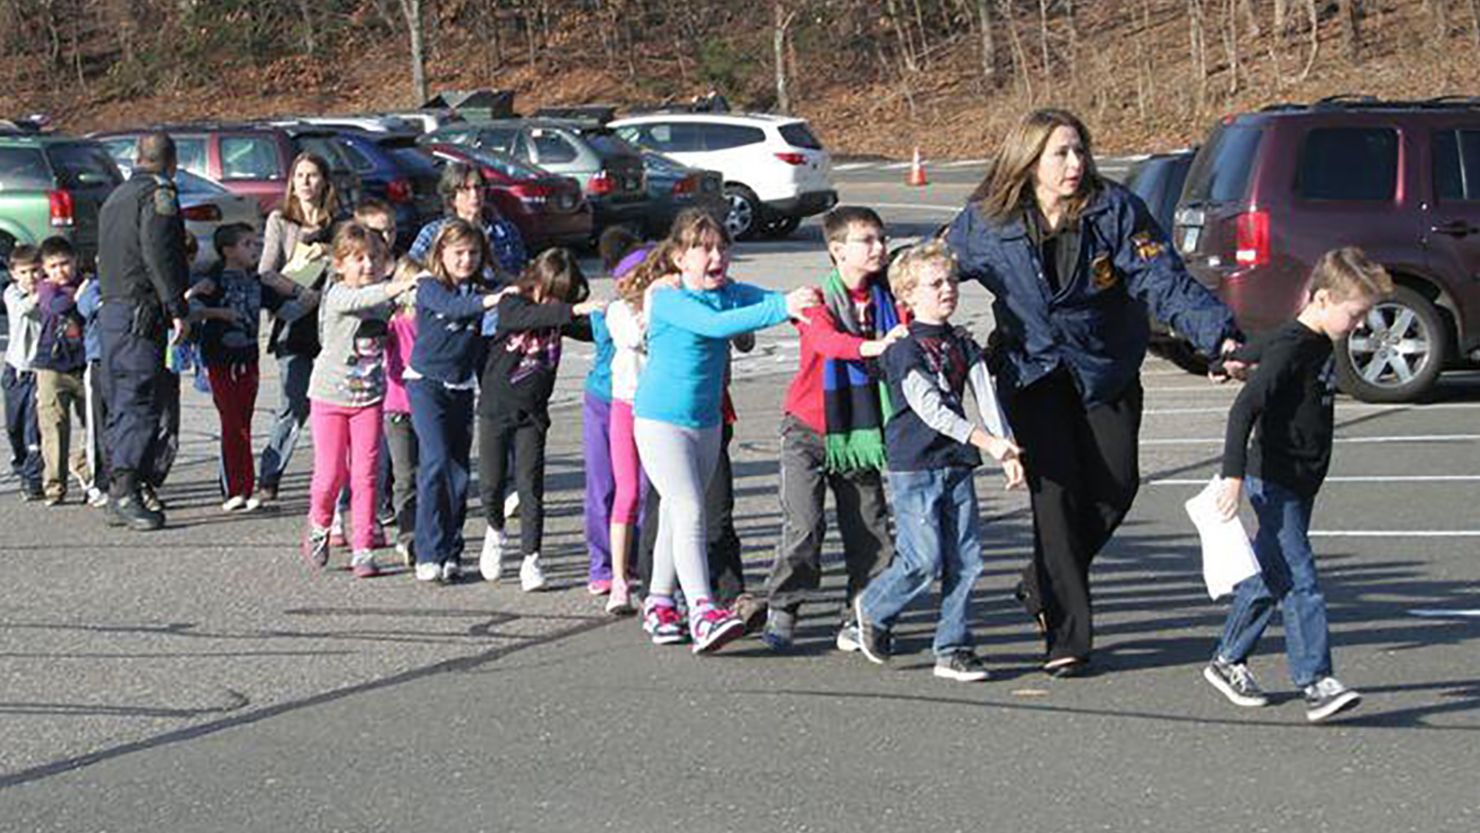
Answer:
[{"left": 1, "top": 1, "right": 1476, "bottom": 155}]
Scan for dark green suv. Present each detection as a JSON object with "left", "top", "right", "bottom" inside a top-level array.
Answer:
[{"left": 0, "top": 134, "right": 122, "bottom": 270}]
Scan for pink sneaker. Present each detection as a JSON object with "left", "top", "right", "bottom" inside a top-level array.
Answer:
[
  {"left": 642, "top": 601, "right": 687, "bottom": 645},
  {"left": 587, "top": 578, "right": 612, "bottom": 596},
  {"left": 691, "top": 608, "right": 745, "bottom": 655}
]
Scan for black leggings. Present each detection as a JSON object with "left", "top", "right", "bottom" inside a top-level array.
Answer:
[
  {"left": 478, "top": 413, "right": 548, "bottom": 557},
  {"left": 1009, "top": 369, "right": 1142, "bottom": 662}
]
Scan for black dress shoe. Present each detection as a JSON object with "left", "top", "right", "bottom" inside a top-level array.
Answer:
[
  {"left": 1044, "top": 657, "right": 1090, "bottom": 678},
  {"left": 108, "top": 494, "right": 165, "bottom": 531}
]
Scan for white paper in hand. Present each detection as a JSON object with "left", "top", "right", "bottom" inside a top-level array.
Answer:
[{"left": 1184, "top": 476, "right": 1261, "bottom": 600}]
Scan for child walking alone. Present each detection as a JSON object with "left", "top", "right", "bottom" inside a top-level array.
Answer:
[
  {"left": 302, "top": 223, "right": 418, "bottom": 576},
  {"left": 477, "top": 249, "right": 604, "bottom": 589},
  {"left": 634, "top": 209, "right": 818, "bottom": 653},
  {"left": 1203, "top": 247, "right": 1392, "bottom": 723},
  {"left": 851, "top": 242, "right": 1024, "bottom": 682}
]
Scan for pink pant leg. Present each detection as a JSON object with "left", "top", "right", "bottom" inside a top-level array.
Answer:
[
  {"left": 347, "top": 403, "right": 384, "bottom": 552},
  {"left": 610, "top": 399, "right": 643, "bottom": 524},
  {"left": 309, "top": 400, "right": 350, "bottom": 531}
]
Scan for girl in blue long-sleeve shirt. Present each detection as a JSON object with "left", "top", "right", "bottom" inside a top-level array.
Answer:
[
  {"left": 634, "top": 210, "right": 816, "bottom": 653},
  {"left": 407, "top": 219, "right": 502, "bottom": 584}
]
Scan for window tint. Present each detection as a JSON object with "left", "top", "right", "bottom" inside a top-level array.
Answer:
[
  {"left": 473, "top": 128, "right": 520, "bottom": 154},
  {"left": 388, "top": 146, "right": 439, "bottom": 177},
  {"left": 530, "top": 130, "right": 578, "bottom": 164},
  {"left": 635, "top": 123, "right": 703, "bottom": 153},
  {"left": 220, "top": 135, "right": 282, "bottom": 180},
  {"left": 0, "top": 147, "right": 52, "bottom": 189},
  {"left": 338, "top": 140, "right": 378, "bottom": 174},
  {"left": 778, "top": 122, "right": 823, "bottom": 150},
  {"left": 1433, "top": 130, "right": 1480, "bottom": 201},
  {"left": 175, "top": 137, "right": 208, "bottom": 177},
  {"left": 1297, "top": 128, "right": 1398, "bottom": 201},
  {"left": 1183, "top": 124, "right": 1262, "bottom": 204},
  {"left": 48, "top": 143, "right": 122, "bottom": 189},
  {"left": 702, "top": 124, "right": 766, "bottom": 151}
]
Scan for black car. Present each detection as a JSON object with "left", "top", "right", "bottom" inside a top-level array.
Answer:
[
  {"left": 333, "top": 130, "right": 442, "bottom": 250},
  {"left": 1124, "top": 148, "right": 1205, "bottom": 374}
]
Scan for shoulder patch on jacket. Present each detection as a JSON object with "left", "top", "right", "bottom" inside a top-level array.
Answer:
[
  {"left": 153, "top": 184, "right": 179, "bottom": 217},
  {"left": 1130, "top": 231, "right": 1164, "bottom": 261}
]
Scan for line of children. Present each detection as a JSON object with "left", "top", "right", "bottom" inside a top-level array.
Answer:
[{"left": 32, "top": 238, "right": 91, "bottom": 506}]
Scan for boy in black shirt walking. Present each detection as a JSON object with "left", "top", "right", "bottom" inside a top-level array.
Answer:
[{"left": 1205, "top": 247, "right": 1392, "bottom": 723}]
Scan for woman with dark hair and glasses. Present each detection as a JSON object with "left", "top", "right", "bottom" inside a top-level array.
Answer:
[{"left": 408, "top": 161, "right": 527, "bottom": 282}]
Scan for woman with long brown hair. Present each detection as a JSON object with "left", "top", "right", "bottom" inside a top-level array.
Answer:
[{"left": 945, "top": 109, "right": 1241, "bottom": 676}]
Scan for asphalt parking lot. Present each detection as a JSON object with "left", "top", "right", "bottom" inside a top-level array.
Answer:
[{"left": 1, "top": 169, "right": 1477, "bottom": 832}]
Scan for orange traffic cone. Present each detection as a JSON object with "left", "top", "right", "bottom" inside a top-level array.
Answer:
[{"left": 907, "top": 146, "right": 928, "bottom": 187}]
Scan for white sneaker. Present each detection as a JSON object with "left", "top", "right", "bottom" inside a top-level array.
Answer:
[
  {"left": 520, "top": 553, "right": 547, "bottom": 592},
  {"left": 504, "top": 490, "right": 520, "bottom": 518},
  {"left": 242, "top": 496, "right": 261, "bottom": 513},
  {"left": 222, "top": 495, "right": 247, "bottom": 513},
  {"left": 480, "top": 526, "right": 506, "bottom": 582},
  {"left": 441, "top": 558, "right": 462, "bottom": 583},
  {"left": 86, "top": 487, "right": 108, "bottom": 508},
  {"left": 414, "top": 562, "right": 441, "bottom": 583}
]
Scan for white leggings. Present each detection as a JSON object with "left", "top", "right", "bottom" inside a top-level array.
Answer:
[{"left": 634, "top": 417, "right": 723, "bottom": 603}]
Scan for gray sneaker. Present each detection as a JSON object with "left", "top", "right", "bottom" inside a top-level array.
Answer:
[
  {"left": 761, "top": 608, "right": 796, "bottom": 651},
  {"left": 934, "top": 650, "right": 991, "bottom": 682},
  {"left": 1203, "top": 658, "right": 1269, "bottom": 708},
  {"left": 1303, "top": 676, "right": 1361, "bottom": 723},
  {"left": 853, "top": 596, "right": 889, "bottom": 665}
]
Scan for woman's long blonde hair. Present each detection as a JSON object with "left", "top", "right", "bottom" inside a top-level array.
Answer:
[{"left": 970, "top": 108, "right": 1102, "bottom": 224}]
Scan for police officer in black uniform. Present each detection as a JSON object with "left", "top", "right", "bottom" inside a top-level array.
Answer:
[{"left": 96, "top": 132, "right": 190, "bottom": 531}]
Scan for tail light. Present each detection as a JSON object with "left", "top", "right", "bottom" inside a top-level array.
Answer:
[
  {"left": 774, "top": 152, "right": 807, "bottom": 165},
  {"left": 180, "top": 203, "right": 222, "bottom": 222},
  {"left": 510, "top": 181, "right": 553, "bottom": 205},
  {"left": 1234, "top": 209, "right": 1270, "bottom": 268},
  {"left": 671, "top": 175, "right": 698, "bottom": 196},
  {"left": 386, "top": 178, "right": 414, "bottom": 204},
  {"left": 48, "top": 189, "right": 74, "bottom": 227},
  {"left": 587, "top": 170, "right": 615, "bottom": 196}
]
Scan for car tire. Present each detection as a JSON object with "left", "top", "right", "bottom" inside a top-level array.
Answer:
[
  {"left": 761, "top": 215, "right": 801, "bottom": 239},
  {"left": 724, "top": 185, "right": 761, "bottom": 241},
  {"left": 1334, "top": 284, "right": 1447, "bottom": 403}
]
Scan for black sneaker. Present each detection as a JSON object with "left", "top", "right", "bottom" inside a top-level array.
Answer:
[
  {"left": 108, "top": 493, "right": 164, "bottom": 531},
  {"left": 140, "top": 484, "right": 165, "bottom": 513},
  {"left": 853, "top": 596, "right": 889, "bottom": 665},
  {"left": 1303, "top": 676, "right": 1361, "bottom": 723},
  {"left": 934, "top": 650, "right": 991, "bottom": 682},
  {"left": 1203, "top": 658, "right": 1269, "bottom": 708}
]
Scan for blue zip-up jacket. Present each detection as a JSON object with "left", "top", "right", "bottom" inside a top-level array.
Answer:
[
  {"left": 409, "top": 278, "right": 487, "bottom": 385},
  {"left": 945, "top": 181, "right": 1237, "bottom": 406},
  {"left": 76, "top": 280, "right": 102, "bottom": 363},
  {"left": 633, "top": 282, "right": 788, "bottom": 429}
]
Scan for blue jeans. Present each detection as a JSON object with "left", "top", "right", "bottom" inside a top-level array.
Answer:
[
  {"left": 3, "top": 365, "right": 42, "bottom": 489},
  {"left": 860, "top": 467, "right": 983, "bottom": 657},
  {"left": 257, "top": 352, "right": 312, "bottom": 489},
  {"left": 409, "top": 379, "right": 474, "bottom": 565},
  {"left": 1215, "top": 476, "right": 1332, "bottom": 687}
]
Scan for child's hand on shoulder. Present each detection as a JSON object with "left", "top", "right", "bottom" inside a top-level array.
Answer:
[
  {"left": 785, "top": 287, "right": 821, "bottom": 323},
  {"left": 1215, "top": 477, "right": 1242, "bottom": 521},
  {"left": 574, "top": 297, "right": 608, "bottom": 317}
]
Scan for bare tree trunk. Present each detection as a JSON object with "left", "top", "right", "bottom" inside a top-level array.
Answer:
[
  {"left": 1337, "top": 0, "right": 1360, "bottom": 61},
  {"left": 1001, "top": 0, "right": 1034, "bottom": 102},
  {"left": 1223, "top": 0, "right": 1238, "bottom": 95},
  {"left": 296, "top": 0, "right": 315, "bottom": 54},
  {"left": 1298, "top": 0, "right": 1320, "bottom": 81},
  {"left": 1469, "top": 0, "right": 1480, "bottom": 49},
  {"left": 399, "top": 0, "right": 427, "bottom": 104},
  {"left": 885, "top": 0, "right": 917, "bottom": 72},
  {"left": 1038, "top": 0, "right": 1050, "bottom": 77},
  {"left": 977, "top": 0, "right": 996, "bottom": 87},
  {"left": 1066, "top": 0, "right": 1078, "bottom": 82},
  {"left": 773, "top": 2, "right": 798, "bottom": 114},
  {"left": 1188, "top": 0, "right": 1207, "bottom": 112},
  {"left": 911, "top": 0, "right": 929, "bottom": 68}
]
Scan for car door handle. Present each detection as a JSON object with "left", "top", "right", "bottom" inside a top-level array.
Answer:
[{"left": 1431, "top": 220, "right": 1479, "bottom": 237}]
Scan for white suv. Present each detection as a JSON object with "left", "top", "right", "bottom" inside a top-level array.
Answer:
[{"left": 610, "top": 112, "right": 837, "bottom": 240}]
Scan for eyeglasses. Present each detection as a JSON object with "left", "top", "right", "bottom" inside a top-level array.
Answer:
[{"left": 844, "top": 235, "right": 887, "bottom": 246}]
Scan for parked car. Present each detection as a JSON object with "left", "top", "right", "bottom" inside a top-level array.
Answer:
[
  {"left": 421, "top": 143, "right": 593, "bottom": 251},
  {"left": 638, "top": 150, "right": 727, "bottom": 238},
  {"left": 281, "top": 115, "right": 420, "bottom": 134},
  {"left": 91, "top": 123, "right": 361, "bottom": 217},
  {"left": 378, "top": 110, "right": 464, "bottom": 135},
  {"left": 610, "top": 112, "right": 838, "bottom": 240},
  {"left": 174, "top": 170, "right": 262, "bottom": 270},
  {"left": 420, "top": 119, "right": 647, "bottom": 236},
  {"left": 1123, "top": 148, "right": 1205, "bottom": 373},
  {"left": 331, "top": 130, "right": 441, "bottom": 250},
  {"left": 1174, "top": 97, "right": 1480, "bottom": 402},
  {"left": 0, "top": 134, "right": 122, "bottom": 270}
]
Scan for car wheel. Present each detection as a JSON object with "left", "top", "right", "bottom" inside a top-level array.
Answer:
[
  {"left": 761, "top": 215, "right": 801, "bottom": 239},
  {"left": 724, "top": 185, "right": 761, "bottom": 241},
  {"left": 1334, "top": 284, "right": 1447, "bottom": 403}
]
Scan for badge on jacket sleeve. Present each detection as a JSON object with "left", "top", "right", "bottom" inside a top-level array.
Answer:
[
  {"left": 1131, "top": 231, "right": 1165, "bottom": 262},
  {"left": 153, "top": 184, "right": 179, "bottom": 217},
  {"left": 1091, "top": 253, "right": 1118, "bottom": 290}
]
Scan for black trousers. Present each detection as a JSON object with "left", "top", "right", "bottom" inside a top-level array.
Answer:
[
  {"left": 638, "top": 422, "right": 744, "bottom": 606},
  {"left": 1009, "top": 368, "right": 1142, "bottom": 662},
  {"left": 98, "top": 303, "right": 166, "bottom": 496},
  {"left": 478, "top": 412, "right": 548, "bottom": 558}
]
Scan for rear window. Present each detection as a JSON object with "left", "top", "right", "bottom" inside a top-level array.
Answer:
[
  {"left": 388, "top": 146, "right": 439, "bottom": 177},
  {"left": 1297, "top": 127, "right": 1398, "bottom": 201},
  {"left": 702, "top": 124, "right": 766, "bottom": 151},
  {"left": 48, "top": 143, "right": 123, "bottom": 189},
  {"left": 585, "top": 133, "right": 638, "bottom": 159},
  {"left": 99, "top": 138, "right": 138, "bottom": 169},
  {"left": 338, "top": 140, "right": 378, "bottom": 174},
  {"left": 1183, "top": 124, "right": 1262, "bottom": 204},
  {"left": 529, "top": 130, "right": 579, "bottom": 165},
  {"left": 472, "top": 128, "right": 520, "bottom": 154},
  {"left": 175, "top": 137, "right": 208, "bottom": 177},
  {"left": 220, "top": 135, "right": 282, "bottom": 180},
  {"left": 0, "top": 147, "right": 52, "bottom": 189},
  {"left": 778, "top": 122, "right": 823, "bottom": 150},
  {"left": 1433, "top": 130, "right": 1480, "bottom": 201}
]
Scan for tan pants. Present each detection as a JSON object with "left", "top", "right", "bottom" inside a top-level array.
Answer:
[{"left": 35, "top": 368, "right": 89, "bottom": 498}]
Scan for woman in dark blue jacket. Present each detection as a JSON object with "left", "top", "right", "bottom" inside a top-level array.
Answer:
[{"left": 945, "top": 109, "right": 1240, "bottom": 676}]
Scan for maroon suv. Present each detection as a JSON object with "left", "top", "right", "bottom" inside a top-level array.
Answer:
[{"left": 1174, "top": 97, "right": 1480, "bottom": 402}]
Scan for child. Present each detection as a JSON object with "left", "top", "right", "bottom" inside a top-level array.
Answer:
[
  {"left": 851, "top": 241, "right": 1024, "bottom": 682},
  {"left": 408, "top": 219, "right": 502, "bottom": 584},
  {"left": 383, "top": 258, "right": 421, "bottom": 566},
  {"left": 761, "top": 206, "right": 908, "bottom": 652},
  {"left": 3, "top": 245, "right": 44, "bottom": 501},
  {"left": 190, "top": 223, "right": 305, "bottom": 512},
  {"left": 75, "top": 274, "right": 108, "bottom": 507},
  {"left": 31, "top": 237, "right": 90, "bottom": 506},
  {"left": 301, "top": 223, "right": 418, "bottom": 577},
  {"left": 1204, "top": 247, "right": 1392, "bottom": 723},
  {"left": 634, "top": 208, "right": 817, "bottom": 653},
  {"left": 478, "top": 248, "right": 604, "bottom": 590}
]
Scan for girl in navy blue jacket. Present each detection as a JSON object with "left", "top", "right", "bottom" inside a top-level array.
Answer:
[{"left": 407, "top": 219, "right": 503, "bottom": 583}]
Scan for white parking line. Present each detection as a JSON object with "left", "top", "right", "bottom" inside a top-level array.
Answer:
[
  {"left": 869, "top": 203, "right": 961, "bottom": 214},
  {"left": 1146, "top": 402, "right": 1480, "bottom": 415},
  {"left": 1407, "top": 608, "right": 1480, "bottom": 617},
  {"left": 1142, "top": 434, "right": 1480, "bottom": 446},
  {"left": 942, "top": 159, "right": 989, "bottom": 168},
  {"left": 833, "top": 162, "right": 879, "bottom": 171},
  {"left": 1149, "top": 475, "right": 1480, "bottom": 485},
  {"left": 1312, "top": 531, "right": 1480, "bottom": 538}
]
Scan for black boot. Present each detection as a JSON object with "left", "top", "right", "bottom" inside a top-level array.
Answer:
[{"left": 108, "top": 474, "right": 164, "bottom": 531}]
